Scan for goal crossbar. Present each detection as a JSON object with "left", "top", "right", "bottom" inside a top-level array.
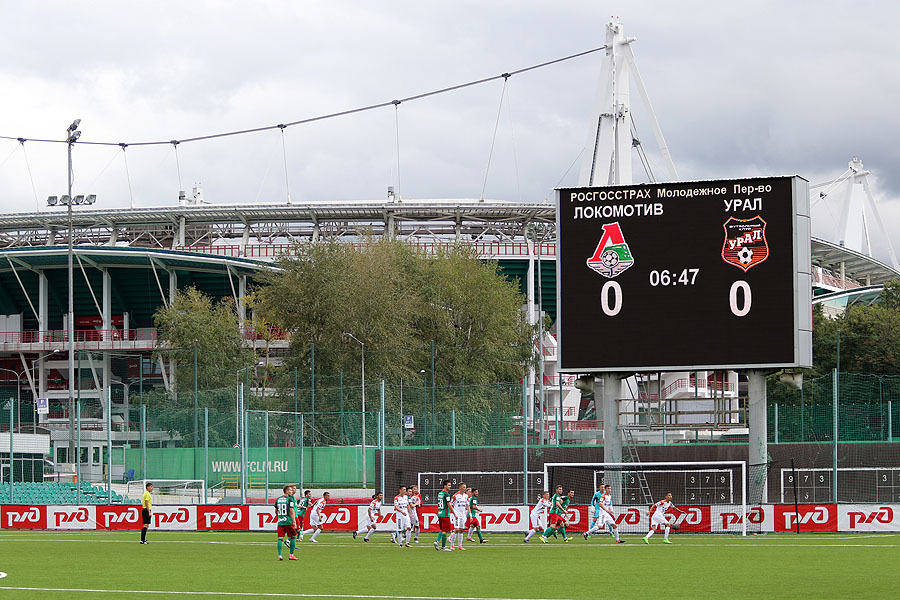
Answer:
[{"left": 543, "top": 461, "right": 748, "bottom": 536}]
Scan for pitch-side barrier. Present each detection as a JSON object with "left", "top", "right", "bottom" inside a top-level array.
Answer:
[{"left": 1, "top": 503, "right": 897, "bottom": 533}]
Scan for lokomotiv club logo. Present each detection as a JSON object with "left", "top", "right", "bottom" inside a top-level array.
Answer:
[
  {"left": 586, "top": 222, "right": 634, "bottom": 278},
  {"left": 722, "top": 216, "right": 768, "bottom": 271}
]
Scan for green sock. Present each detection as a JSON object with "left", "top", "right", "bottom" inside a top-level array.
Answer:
[
  {"left": 542, "top": 527, "right": 554, "bottom": 538},
  {"left": 277, "top": 538, "right": 283, "bottom": 557},
  {"left": 560, "top": 527, "right": 568, "bottom": 539},
  {"left": 436, "top": 532, "right": 442, "bottom": 542},
  {"left": 288, "top": 536, "right": 296, "bottom": 554},
  {"left": 441, "top": 533, "right": 447, "bottom": 548},
  {"left": 476, "top": 529, "right": 483, "bottom": 542}
]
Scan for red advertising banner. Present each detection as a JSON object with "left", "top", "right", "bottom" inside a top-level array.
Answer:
[
  {"left": 96, "top": 505, "right": 142, "bottom": 530},
  {"left": 1, "top": 505, "right": 47, "bottom": 529},
  {"left": 774, "top": 504, "right": 837, "bottom": 532},
  {"left": 198, "top": 506, "right": 248, "bottom": 531}
]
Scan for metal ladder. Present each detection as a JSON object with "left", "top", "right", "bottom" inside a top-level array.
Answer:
[{"left": 622, "top": 428, "right": 653, "bottom": 505}]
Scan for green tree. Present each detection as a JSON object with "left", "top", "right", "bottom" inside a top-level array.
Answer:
[
  {"left": 152, "top": 286, "right": 256, "bottom": 412},
  {"left": 253, "top": 239, "right": 533, "bottom": 414}
]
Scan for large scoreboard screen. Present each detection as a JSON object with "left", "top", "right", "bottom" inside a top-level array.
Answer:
[{"left": 556, "top": 176, "right": 812, "bottom": 372}]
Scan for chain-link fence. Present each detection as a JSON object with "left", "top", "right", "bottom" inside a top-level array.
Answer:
[{"left": 2, "top": 372, "right": 900, "bottom": 505}]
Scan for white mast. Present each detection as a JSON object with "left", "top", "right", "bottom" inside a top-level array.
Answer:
[{"left": 578, "top": 20, "right": 678, "bottom": 187}]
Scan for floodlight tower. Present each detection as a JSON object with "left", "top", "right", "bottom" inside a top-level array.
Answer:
[{"left": 46, "top": 120, "right": 97, "bottom": 465}]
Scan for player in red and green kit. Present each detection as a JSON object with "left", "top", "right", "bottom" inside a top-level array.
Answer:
[
  {"left": 294, "top": 488, "right": 311, "bottom": 541},
  {"left": 433, "top": 479, "right": 453, "bottom": 551},
  {"left": 541, "top": 486, "right": 573, "bottom": 543},
  {"left": 275, "top": 485, "right": 298, "bottom": 561}
]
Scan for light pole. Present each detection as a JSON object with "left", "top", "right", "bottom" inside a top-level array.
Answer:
[
  {"left": 46, "top": 119, "right": 96, "bottom": 465},
  {"left": 344, "top": 333, "right": 366, "bottom": 488}
]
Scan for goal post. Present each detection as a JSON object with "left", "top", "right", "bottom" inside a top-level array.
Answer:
[
  {"left": 543, "top": 461, "right": 748, "bottom": 536},
  {"left": 126, "top": 479, "right": 207, "bottom": 505}
]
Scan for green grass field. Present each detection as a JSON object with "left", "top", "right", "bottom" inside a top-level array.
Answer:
[{"left": 0, "top": 530, "right": 897, "bottom": 599}]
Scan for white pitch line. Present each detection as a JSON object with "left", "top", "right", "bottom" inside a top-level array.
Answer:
[{"left": 0, "top": 587, "right": 575, "bottom": 600}]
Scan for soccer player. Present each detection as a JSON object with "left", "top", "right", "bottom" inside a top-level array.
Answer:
[
  {"left": 585, "top": 484, "right": 624, "bottom": 543},
  {"left": 540, "top": 485, "right": 572, "bottom": 543},
  {"left": 355, "top": 491, "right": 383, "bottom": 542},
  {"left": 409, "top": 484, "right": 422, "bottom": 542},
  {"left": 295, "top": 488, "right": 311, "bottom": 541},
  {"left": 140, "top": 482, "right": 153, "bottom": 544},
  {"left": 524, "top": 491, "right": 552, "bottom": 542},
  {"left": 643, "top": 491, "right": 685, "bottom": 544},
  {"left": 466, "top": 488, "right": 486, "bottom": 544},
  {"left": 393, "top": 485, "right": 412, "bottom": 547},
  {"left": 450, "top": 482, "right": 469, "bottom": 550},
  {"left": 304, "top": 491, "right": 330, "bottom": 543},
  {"left": 433, "top": 479, "right": 453, "bottom": 551},
  {"left": 275, "top": 485, "right": 299, "bottom": 560}
]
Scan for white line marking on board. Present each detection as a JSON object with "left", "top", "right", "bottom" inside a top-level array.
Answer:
[{"left": 0, "top": 588, "right": 575, "bottom": 600}]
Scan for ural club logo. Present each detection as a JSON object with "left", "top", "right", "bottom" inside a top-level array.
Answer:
[
  {"left": 722, "top": 216, "right": 768, "bottom": 271},
  {"left": 586, "top": 222, "right": 634, "bottom": 278}
]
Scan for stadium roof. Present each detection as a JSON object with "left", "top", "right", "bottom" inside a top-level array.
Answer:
[{"left": 810, "top": 238, "right": 900, "bottom": 286}]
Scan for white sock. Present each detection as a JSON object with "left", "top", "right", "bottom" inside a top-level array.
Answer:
[
  {"left": 405, "top": 530, "right": 412, "bottom": 545},
  {"left": 614, "top": 528, "right": 620, "bottom": 541},
  {"left": 414, "top": 527, "right": 419, "bottom": 540},
  {"left": 467, "top": 526, "right": 474, "bottom": 538},
  {"left": 302, "top": 529, "right": 314, "bottom": 536},
  {"left": 664, "top": 526, "right": 670, "bottom": 540},
  {"left": 364, "top": 529, "right": 373, "bottom": 541},
  {"left": 587, "top": 524, "right": 600, "bottom": 535},
  {"left": 524, "top": 530, "right": 536, "bottom": 541},
  {"left": 645, "top": 529, "right": 655, "bottom": 538},
  {"left": 310, "top": 529, "right": 321, "bottom": 541}
]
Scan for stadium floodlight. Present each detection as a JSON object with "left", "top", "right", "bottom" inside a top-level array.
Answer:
[
  {"left": 67, "top": 119, "right": 81, "bottom": 132},
  {"left": 73, "top": 195, "right": 85, "bottom": 205},
  {"left": 84, "top": 194, "right": 96, "bottom": 205},
  {"left": 60, "top": 195, "right": 71, "bottom": 205},
  {"left": 47, "top": 196, "right": 58, "bottom": 206}
]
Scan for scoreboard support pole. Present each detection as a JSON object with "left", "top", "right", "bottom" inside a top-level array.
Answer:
[
  {"left": 747, "top": 370, "right": 768, "bottom": 502},
  {"left": 598, "top": 374, "right": 624, "bottom": 501}
]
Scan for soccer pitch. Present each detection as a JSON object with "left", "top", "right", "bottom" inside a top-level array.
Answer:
[{"left": 0, "top": 531, "right": 896, "bottom": 599}]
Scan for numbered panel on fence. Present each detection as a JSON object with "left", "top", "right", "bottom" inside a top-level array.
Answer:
[{"left": 556, "top": 176, "right": 812, "bottom": 372}]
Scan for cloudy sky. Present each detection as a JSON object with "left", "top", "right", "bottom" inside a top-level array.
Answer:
[{"left": 0, "top": 1, "right": 898, "bottom": 260}]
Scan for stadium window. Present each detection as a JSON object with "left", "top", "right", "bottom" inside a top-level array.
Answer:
[
  {"left": 56, "top": 447, "right": 68, "bottom": 463},
  {"left": 93, "top": 447, "right": 100, "bottom": 464}
]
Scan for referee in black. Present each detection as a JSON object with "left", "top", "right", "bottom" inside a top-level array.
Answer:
[{"left": 141, "top": 482, "right": 153, "bottom": 544}]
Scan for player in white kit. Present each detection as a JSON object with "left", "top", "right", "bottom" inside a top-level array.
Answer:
[
  {"left": 450, "top": 482, "right": 469, "bottom": 550},
  {"left": 643, "top": 491, "right": 685, "bottom": 544},
  {"left": 354, "top": 491, "right": 383, "bottom": 542},
  {"left": 408, "top": 485, "right": 422, "bottom": 543},
  {"left": 524, "top": 491, "right": 552, "bottom": 542},
  {"left": 304, "top": 491, "right": 330, "bottom": 543},
  {"left": 393, "top": 485, "right": 412, "bottom": 548},
  {"left": 584, "top": 484, "right": 624, "bottom": 543}
]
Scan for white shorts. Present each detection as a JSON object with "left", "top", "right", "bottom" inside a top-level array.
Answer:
[
  {"left": 452, "top": 513, "right": 467, "bottom": 528},
  {"left": 529, "top": 513, "right": 544, "bottom": 530},
  {"left": 651, "top": 512, "right": 670, "bottom": 528},
  {"left": 594, "top": 511, "right": 615, "bottom": 527},
  {"left": 364, "top": 514, "right": 378, "bottom": 529},
  {"left": 408, "top": 509, "right": 418, "bottom": 527},
  {"left": 309, "top": 511, "right": 323, "bottom": 527},
  {"left": 396, "top": 513, "right": 411, "bottom": 530}
]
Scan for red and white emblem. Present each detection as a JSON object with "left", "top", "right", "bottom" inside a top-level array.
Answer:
[{"left": 722, "top": 216, "right": 768, "bottom": 271}]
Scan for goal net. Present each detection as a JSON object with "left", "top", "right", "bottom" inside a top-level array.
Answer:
[
  {"left": 544, "top": 461, "right": 748, "bottom": 535},
  {"left": 126, "top": 479, "right": 207, "bottom": 505}
]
